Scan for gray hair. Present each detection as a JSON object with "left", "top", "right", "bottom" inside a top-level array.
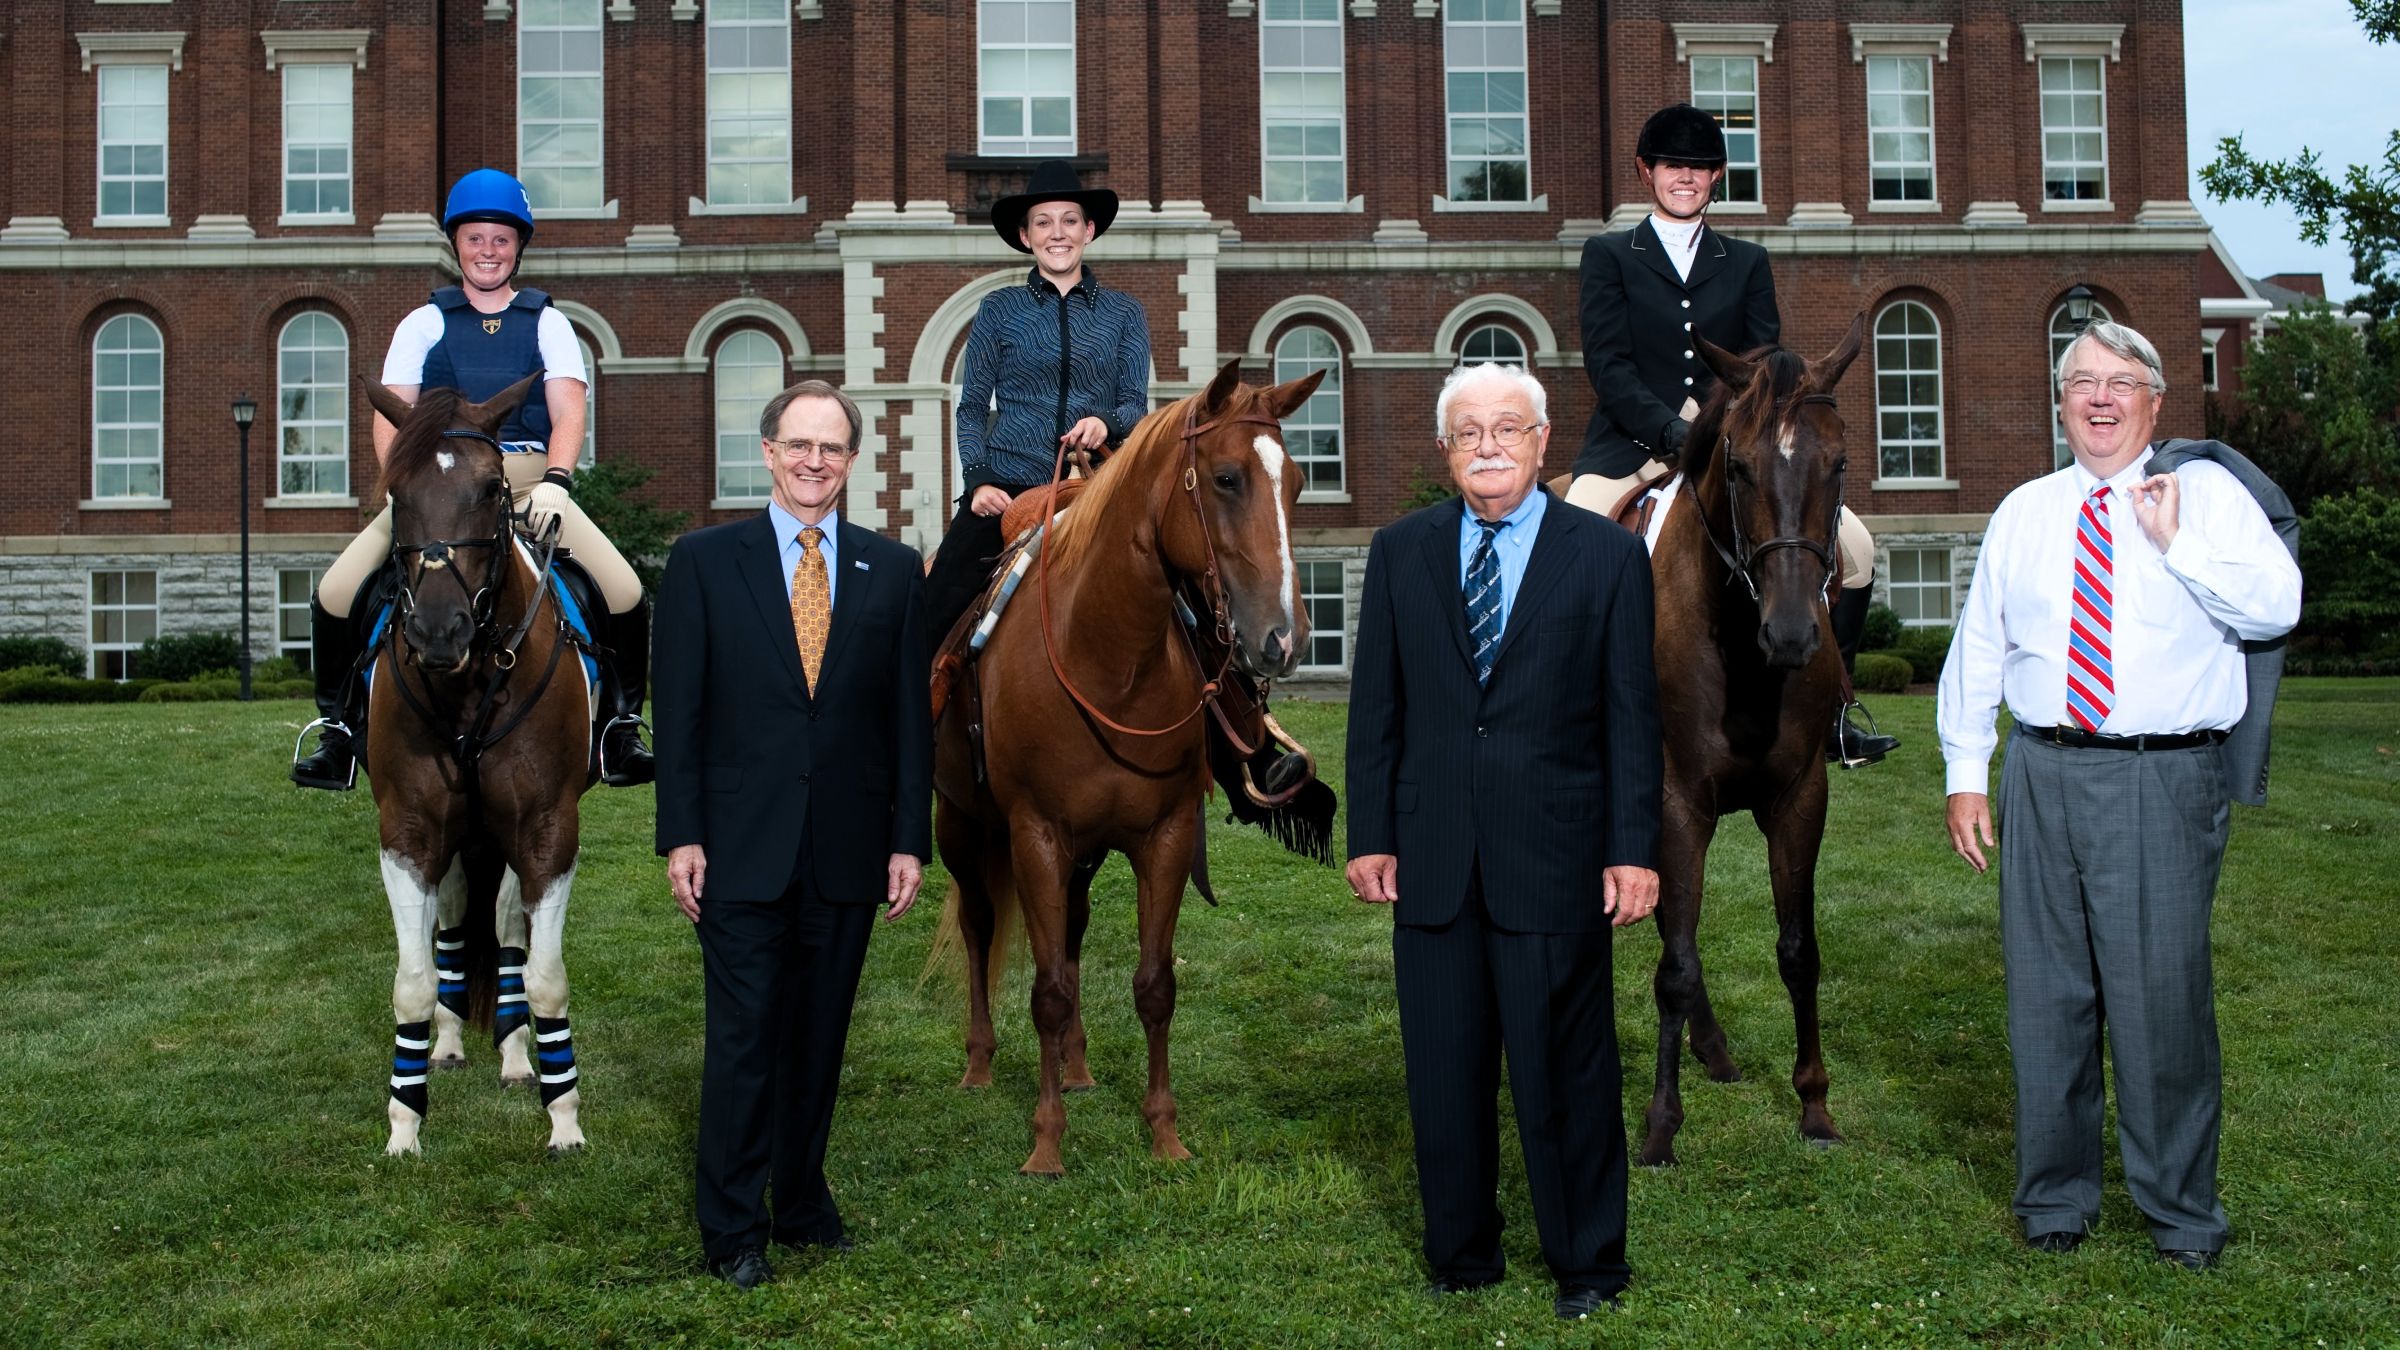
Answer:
[
  {"left": 759, "top": 378, "right": 865, "bottom": 450},
  {"left": 1435, "top": 361, "right": 1549, "bottom": 439},
  {"left": 2056, "top": 320, "right": 2166, "bottom": 397}
]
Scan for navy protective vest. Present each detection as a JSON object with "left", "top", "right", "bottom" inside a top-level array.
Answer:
[{"left": 419, "top": 286, "right": 555, "bottom": 445}]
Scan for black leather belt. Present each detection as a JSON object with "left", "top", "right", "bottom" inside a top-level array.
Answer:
[{"left": 2019, "top": 724, "right": 2227, "bottom": 752}]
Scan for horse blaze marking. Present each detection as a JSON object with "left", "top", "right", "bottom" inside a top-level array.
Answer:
[
  {"left": 435, "top": 451, "right": 455, "bottom": 473},
  {"left": 1778, "top": 423, "right": 1797, "bottom": 461},
  {"left": 1250, "top": 434, "right": 1297, "bottom": 634}
]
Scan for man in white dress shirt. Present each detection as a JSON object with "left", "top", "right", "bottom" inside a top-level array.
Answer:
[{"left": 1938, "top": 320, "right": 2301, "bottom": 1269}]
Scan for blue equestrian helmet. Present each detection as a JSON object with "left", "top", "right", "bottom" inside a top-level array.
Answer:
[{"left": 442, "top": 169, "right": 537, "bottom": 244}]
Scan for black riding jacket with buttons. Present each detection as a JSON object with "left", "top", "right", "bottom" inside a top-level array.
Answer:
[{"left": 1574, "top": 219, "right": 1780, "bottom": 480}]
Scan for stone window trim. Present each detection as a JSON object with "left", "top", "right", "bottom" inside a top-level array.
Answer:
[
  {"left": 259, "top": 30, "right": 371, "bottom": 70},
  {"left": 2021, "top": 23, "right": 2125, "bottom": 64},
  {"left": 1849, "top": 23, "right": 1949, "bottom": 64},
  {"left": 1274, "top": 324, "right": 1349, "bottom": 501},
  {"left": 77, "top": 32, "right": 188, "bottom": 72},
  {"left": 1672, "top": 22, "right": 1775, "bottom": 65}
]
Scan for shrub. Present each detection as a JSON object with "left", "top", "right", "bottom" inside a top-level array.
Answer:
[
  {"left": 2299, "top": 487, "right": 2400, "bottom": 655},
  {"left": 1890, "top": 625, "right": 1954, "bottom": 683},
  {"left": 1852, "top": 652, "right": 1914, "bottom": 694},
  {"left": 254, "top": 655, "right": 304, "bottom": 684},
  {"left": 0, "top": 635, "right": 81, "bottom": 673},
  {"left": 269, "top": 678, "right": 315, "bottom": 699},
  {"left": 138, "top": 680, "right": 243, "bottom": 703},
  {"left": 0, "top": 675, "right": 154, "bottom": 704},
  {"left": 1860, "top": 604, "right": 1904, "bottom": 652},
  {"left": 572, "top": 460, "right": 692, "bottom": 595},
  {"left": 134, "top": 632, "right": 244, "bottom": 683}
]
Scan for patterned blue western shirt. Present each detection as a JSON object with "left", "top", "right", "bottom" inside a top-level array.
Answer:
[{"left": 954, "top": 265, "right": 1153, "bottom": 493}]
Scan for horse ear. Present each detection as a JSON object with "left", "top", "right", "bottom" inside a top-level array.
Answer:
[
  {"left": 360, "top": 376, "right": 416, "bottom": 431},
  {"left": 1201, "top": 359, "right": 1244, "bottom": 413},
  {"left": 1260, "top": 367, "right": 1326, "bottom": 421},
  {"left": 1696, "top": 335, "right": 1755, "bottom": 393},
  {"left": 1810, "top": 311, "right": 1869, "bottom": 391},
  {"left": 460, "top": 370, "right": 545, "bottom": 435}
]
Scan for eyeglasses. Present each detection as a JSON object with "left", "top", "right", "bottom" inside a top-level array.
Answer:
[
  {"left": 1445, "top": 422, "right": 1540, "bottom": 451},
  {"left": 2061, "top": 374, "right": 2152, "bottom": 399},
  {"left": 768, "top": 438, "right": 856, "bottom": 463}
]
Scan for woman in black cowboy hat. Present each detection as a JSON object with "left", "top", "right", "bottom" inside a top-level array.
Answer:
[
  {"left": 1571, "top": 104, "right": 1898, "bottom": 765},
  {"left": 923, "top": 160, "right": 1147, "bottom": 642}
]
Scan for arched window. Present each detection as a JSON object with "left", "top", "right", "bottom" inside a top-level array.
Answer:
[
  {"left": 714, "top": 329, "right": 785, "bottom": 500},
  {"left": 277, "top": 312, "right": 349, "bottom": 498},
  {"left": 1873, "top": 301, "right": 1944, "bottom": 482},
  {"left": 2049, "top": 299, "right": 2114, "bottom": 468},
  {"left": 92, "top": 314, "right": 165, "bottom": 500},
  {"left": 1274, "top": 326, "right": 1344, "bottom": 495},
  {"left": 1458, "top": 322, "right": 1526, "bottom": 367},
  {"left": 575, "top": 333, "right": 599, "bottom": 467}
]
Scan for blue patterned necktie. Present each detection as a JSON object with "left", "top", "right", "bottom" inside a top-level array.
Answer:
[{"left": 1467, "top": 519, "right": 1506, "bottom": 686}]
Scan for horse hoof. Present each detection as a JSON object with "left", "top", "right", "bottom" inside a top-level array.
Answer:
[
  {"left": 432, "top": 1057, "right": 467, "bottom": 1072},
  {"left": 1153, "top": 1140, "right": 1194, "bottom": 1162},
  {"left": 548, "top": 1141, "right": 586, "bottom": 1157},
  {"left": 1805, "top": 1135, "right": 1843, "bottom": 1151},
  {"left": 1063, "top": 1077, "right": 1097, "bottom": 1093},
  {"left": 958, "top": 1071, "right": 992, "bottom": 1090},
  {"left": 1705, "top": 1063, "right": 1743, "bottom": 1084},
  {"left": 1636, "top": 1142, "right": 1680, "bottom": 1169},
  {"left": 384, "top": 1140, "right": 423, "bottom": 1159},
  {"left": 500, "top": 1075, "right": 535, "bottom": 1090},
  {"left": 1019, "top": 1149, "right": 1065, "bottom": 1179}
]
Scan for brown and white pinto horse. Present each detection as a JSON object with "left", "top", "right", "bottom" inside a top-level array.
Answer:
[
  {"left": 1638, "top": 316, "right": 1866, "bottom": 1167},
  {"left": 935, "top": 360, "right": 1323, "bottom": 1176},
  {"left": 361, "top": 374, "right": 595, "bottom": 1157}
]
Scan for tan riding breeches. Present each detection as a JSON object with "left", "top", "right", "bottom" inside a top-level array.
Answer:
[
  {"left": 318, "top": 454, "right": 644, "bottom": 618},
  {"left": 1564, "top": 470, "right": 1874, "bottom": 590}
]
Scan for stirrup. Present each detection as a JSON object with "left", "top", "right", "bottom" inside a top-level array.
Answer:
[
  {"left": 598, "top": 712, "right": 651, "bottom": 783},
  {"left": 292, "top": 717, "right": 358, "bottom": 790},
  {"left": 1831, "top": 701, "right": 1888, "bottom": 771}
]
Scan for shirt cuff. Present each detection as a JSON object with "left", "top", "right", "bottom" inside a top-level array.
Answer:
[{"left": 1944, "top": 756, "right": 1994, "bottom": 797}]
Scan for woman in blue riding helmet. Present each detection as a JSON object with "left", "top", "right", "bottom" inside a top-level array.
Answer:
[{"left": 294, "top": 168, "right": 653, "bottom": 790}]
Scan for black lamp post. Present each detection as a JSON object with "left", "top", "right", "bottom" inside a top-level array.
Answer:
[
  {"left": 231, "top": 394, "right": 258, "bottom": 701},
  {"left": 2064, "top": 283, "right": 2097, "bottom": 332}
]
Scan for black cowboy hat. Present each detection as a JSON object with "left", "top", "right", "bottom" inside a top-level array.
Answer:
[
  {"left": 990, "top": 160, "right": 1120, "bottom": 253},
  {"left": 1636, "top": 103, "right": 1728, "bottom": 166}
]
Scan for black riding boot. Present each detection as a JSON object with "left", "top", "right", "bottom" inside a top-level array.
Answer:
[
  {"left": 599, "top": 600, "right": 655, "bottom": 787},
  {"left": 292, "top": 595, "right": 363, "bottom": 790},
  {"left": 1828, "top": 584, "right": 1901, "bottom": 766}
]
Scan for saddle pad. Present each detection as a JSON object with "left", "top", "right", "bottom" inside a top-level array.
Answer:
[{"left": 1641, "top": 476, "right": 1682, "bottom": 556}]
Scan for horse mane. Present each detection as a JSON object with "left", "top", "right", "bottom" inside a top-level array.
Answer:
[
  {"left": 1690, "top": 345, "right": 1813, "bottom": 484},
  {"left": 375, "top": 387, "right": 473, "bottom": 504},
  {"left": 1043, "top": 389, "right": 1200, "bottom": 574}
]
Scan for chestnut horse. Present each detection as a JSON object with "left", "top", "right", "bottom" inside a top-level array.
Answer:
[
  {"left": 360, "top": 374, "right": 595, "bottom": 1157},
  {"left": 935, "top": 360, "right": 1323, "bottom": 1176},
  {"left": 1638, "top": 316, "right": 1865, "bottom": 1167}
]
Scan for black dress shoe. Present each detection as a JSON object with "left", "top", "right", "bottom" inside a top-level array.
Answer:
[
  {"left": 2026, "top": 1231, "right": 2085, "bottom": 1254},
  {"left": 1553, "top": 1284, "right": 1621, "bottom": 1319},
  {"left": 2158, "top": 1248, "right": 2220, "bottom": 1271},
  {"left": 777, "top": 1232, "right": 854, "bottom": 1255},
  {"left": 708, "top": 1248, "right": 774, "bottom": 1290},
  {"left": 1426, "top": 1273, "right": 1500, "bottom": 1296}
]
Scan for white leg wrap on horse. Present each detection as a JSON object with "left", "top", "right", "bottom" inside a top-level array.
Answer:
[
  {"left": 381, "top": 849, "right": 440, "bottom": 1148},
  {"left": 389, "top": 1020, "right": 431, "bottom": 1118},
  {"left": 433, "top": 926, "right": 468, "bottom": 1022}
]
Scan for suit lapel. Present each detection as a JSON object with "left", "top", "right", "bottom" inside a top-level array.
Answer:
[
  {"left": 1685, "top": 222, "right": 1731, "bottom": 292},
  {"left": 738, "top": 511, "right": 809, "bottom": 694},
  {"left": 814, "top": 521, "right": 877, "bottom": 693},
  {"left": 1628, "top": 218, "right": 1684, "bottom": 290},
  {"left": 1416, "top": 504, "right": 1475, "bottom": 671},
  {"left": 1485, "top": 491, "right": 1575, "bottom": 676}
]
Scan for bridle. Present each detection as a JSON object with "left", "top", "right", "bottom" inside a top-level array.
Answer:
[
  {"left": 1692, "top": 390, "right": 1846, "bottom": 606},
  {"left": 383, "top": 426, "right": 574, "bottom": 772},
  {"left": 1035, "top": 396, "right": 1283, "bottom": 739}
]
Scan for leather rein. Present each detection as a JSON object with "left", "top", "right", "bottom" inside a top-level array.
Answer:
[
  {"left": 1690, "top": 390, "right": 1847, "bottom": 605},
  {"left": 1034, "top": 399, "right": 1282, "bottom": 739},
  {"left": 384, "top": 427, "right": 575, "bottom": 774}
]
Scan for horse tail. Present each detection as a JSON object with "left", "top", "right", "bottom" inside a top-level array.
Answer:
[
  {"left": 460, "top": 845, "right": 504, "bottom": 1030},
  {"left": 916, "top": 856, "right": 1020, "bottom": 998}
]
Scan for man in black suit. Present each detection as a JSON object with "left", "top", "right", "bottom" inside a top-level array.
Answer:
[
  {"left": 1573, "top": 102, "right": 1895, "bottom": 764},
  {"left": 1346, "top": 360, "right": 1663, "bottom": 1320},
  {"left": 653, "top": 379, "right": 933, "bottom": 1291}
]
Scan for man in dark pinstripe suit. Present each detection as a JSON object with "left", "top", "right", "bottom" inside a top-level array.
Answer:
[{"left": 1346, "top": 362, "right": 1664, "bottom": 1319}]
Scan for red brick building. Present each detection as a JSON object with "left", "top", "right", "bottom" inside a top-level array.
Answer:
[{"left": 1, "top": 0, "right": 2231, "bottom": 678}]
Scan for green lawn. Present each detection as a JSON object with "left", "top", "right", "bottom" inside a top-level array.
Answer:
[{"left": 2, "top": 685, "right": 2395, "bottom": 1346}]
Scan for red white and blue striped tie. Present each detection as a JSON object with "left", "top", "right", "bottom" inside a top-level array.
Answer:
[{"left": 2066, "top": 485, "right": 2115, "bottom": 731}]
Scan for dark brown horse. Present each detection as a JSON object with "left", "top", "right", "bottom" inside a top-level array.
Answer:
[
  {"left": 1638, "top": 315, "right": 1866, "bottom": 1167},
  {"left": 360, "top": 374, "right": 596, "bottom": 1156},
  {"left": 935, "top": 359, "right": 1323, "bottom": 1176}
]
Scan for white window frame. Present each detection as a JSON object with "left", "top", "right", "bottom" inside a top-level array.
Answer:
[
  {"left": 1458, "top": 322, "right": 1526, "bottom": 367},
  {"left": 277, "top": 567, "right": 324, "bottom": 668},
  {"left": 978, "top": 0, "right": 1077, "bottom": 157},
  {"left": 89, "top": 569, "right": 159, "bottom": 680},
  {"left": 279, "top": 61, "right": 354, "bottom": 224},
  {"left": 1865, "top": 54, "right": 1935, "bottom": 209},
  {"left": 704, "top": 0, "right": 793, "bottom": 208},
  {"left": 1257, "top": 0, "right": 1347, "bottom": 209},
  {"left": 275, "top": 312, "right": 351, "bottom": 500},
  {"left": 1886, "top": 546, "right": 1953, "bottom": 626},
  {"left": 2049, "top": 300, "right": 2113, "bottom": 468},
  {"left": 1872, "top": 301, "right": 1946, "bottom": 486},
  {"left": 1298, "top": 558, "right": 1347, "bottom": 671},
  {"left": 1688, "top": 55, "right": 1761, "bottom": 208},
  {"left": 2201, "top": 327, "right": 2223, "bottom": 393},
  {"left": 519, "top": 0, "right": 608, "bottom": 214},
  {"left": 1274, "top": 326, "right": 1346, "bottom": 500},
  {"left": 575, "top": 334, "right": 599, "bottom": 466},
  {"left": 712, "top": 329, "right": 785, "bottom": 504},
  {"left": 2038, "top": 55, "right": 2107, "bottom": 207},
  {"left": 91, "top": 314, "right": 166, "bottom": 503},
  {"left": 96, "top": 62, "right": 171, "bottom": 226},
  {"left": 1438, "top": 0, "right": 1534, "bottom": 209}
]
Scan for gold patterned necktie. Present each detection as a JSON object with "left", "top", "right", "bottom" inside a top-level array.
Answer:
[{"left": 790, "top": 526, "right": 829, "bottom": 690}]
